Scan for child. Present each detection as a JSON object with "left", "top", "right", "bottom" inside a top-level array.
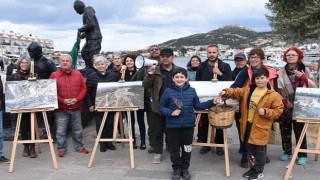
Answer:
[
  {"left": 219, "top": 67, "right": 283, "bottom": 180},
  {"left": 159, "top": 67, "right": 220, "bottom": 180}
]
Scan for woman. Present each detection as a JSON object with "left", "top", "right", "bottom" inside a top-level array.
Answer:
[
  {"left": 9, "top": 54, "right": 39, "bottom": 158},
  {"left": 231, "top": 48, "right": 278, "bottom": 168},
  {"left": 186, "top": 55, "right": 201, "bottom": 81},
  {"left": 120, "top": 54, "right": 146, "bottom": 149},
  {"left": 86, "top": 56, "right": 117, "bottom": 152},
  {"left": 277, "top": 47, "right": 316, "bottom": 165}
]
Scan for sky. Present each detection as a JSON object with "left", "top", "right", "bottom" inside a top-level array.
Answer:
[{"left": 0, "top": 0, "right": 271, "bottom": 52}]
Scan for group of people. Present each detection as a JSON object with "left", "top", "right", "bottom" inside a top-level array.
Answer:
[{"left": 0, "top": 42, "right": 317, "bottom": 180}]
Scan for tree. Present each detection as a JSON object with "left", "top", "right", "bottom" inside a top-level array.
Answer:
[
  {"left": 180, "top": 47, "right": 187, "bottom": 56},
  {"left": 265, "top": 0, "right": 320, "bottom": 42}
]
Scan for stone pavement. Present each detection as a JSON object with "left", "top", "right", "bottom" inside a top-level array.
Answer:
[{"left": 0, "top": 119, "right": 319, "bottom": 180}]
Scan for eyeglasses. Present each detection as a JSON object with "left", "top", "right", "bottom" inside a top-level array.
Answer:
[
  {"left": 106, "top": 58, "right": 111, "bottom": 60},
  {"left": 249, "top": 56, "right": 260, "bottom": 59},
  {"left": 286, "top": 54, "right": 298, "bottom": 57},
  {"left": 150, "top": 48, "right": 159, "bottom": 52}
]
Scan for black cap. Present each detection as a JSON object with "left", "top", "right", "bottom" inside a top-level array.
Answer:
[
  {"left": 234, "top": 53, "right": 246, "bottom": 61},
  {"left": 160, "top": 48, "right": 174, "bottom": 56}
]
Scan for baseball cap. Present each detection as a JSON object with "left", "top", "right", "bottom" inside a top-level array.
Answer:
[
  {"left": 234, "top": 53, "right": 246, "bottom": 61},
  {"left": 160, "top": 48, "right": 174, "bottom": 56}
]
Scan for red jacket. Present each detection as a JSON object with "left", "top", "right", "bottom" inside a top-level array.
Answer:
[{"left": 50, "top": 69, "right": 87, "bottom": 112}]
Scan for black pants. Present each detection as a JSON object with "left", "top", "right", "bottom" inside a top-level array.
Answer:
[
  {"left": 279, "top": 120, "right": 307, "bottom": 157},
  {"left": 125, "top": 110, "right": 146, "bottom": 141},
  {"left": 235, "top": 112, "right": 248, "bottom": 158},
  {"left": 153, "top": 113, "right": 166, "bottom": 154},
  {"left": 167, "top": 128, "right": 193, "bottom": 170},
  {"left": 145, "top": 101, "right": 155, "bottom": 146},
  {"left": 20, "top": 113, "right": 35, "bottom": 146},
  {"left": 95, "top": 112, "right": 115, "bottom": 148},
  {"left": 198, "top": 114, "right": 223, "bottom": 144}
]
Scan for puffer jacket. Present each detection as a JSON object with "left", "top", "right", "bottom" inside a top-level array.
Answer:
[
  {"left": 50, "top": 69, "right": 87, "bottom": 112},
  {"left": 159, "top": 82, "right": 214, "bottom": 128},
  {"left": 223, "top": 84, "right": 283, "bottom": 146}
]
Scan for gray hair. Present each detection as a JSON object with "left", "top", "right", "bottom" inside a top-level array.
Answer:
[
  {"left": 59, "top": 54, "right": 72, "bottom": 61},
  {"left": 93, "top": 56, "right": 110, "bottom": 69},
  {"left": 17, "top": 54, "right": 31, "bottom": 71}
]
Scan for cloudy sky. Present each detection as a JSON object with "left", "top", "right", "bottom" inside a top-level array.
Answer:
[{"left": 0, "top": 0, "right": 271, "bottom": 51}]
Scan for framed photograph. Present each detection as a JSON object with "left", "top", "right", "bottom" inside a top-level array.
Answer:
[
  {"left": 95, "top": 81, "right": 144, "bottom": 109},
  {"left": 293, "top": 88, "right": 320, "bottom": 120},
  {"left": 5, "top": 79, "right": 58, "bottom": 112}
]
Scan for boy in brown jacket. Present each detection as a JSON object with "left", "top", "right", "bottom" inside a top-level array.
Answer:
[{"left": 220, "top": 68, "right": 283, "bottom": 180}]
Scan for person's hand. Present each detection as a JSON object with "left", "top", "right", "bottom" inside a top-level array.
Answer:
[
  {"left": 121, "top": 65, "right": 127, "bottom": 71},
  {"left": 258, "top": 108, "right": 265, "bottom": 116},
  {"left": 213, "top": 68, "right": 222, "bottom": 76},
  {"left": 213, "top": 97, "right": 222, "bottom": 104},
  {"left": 64, "top": 99, "right": 72, "bottom": 105},
  {"left": 219, "top": 90, "right": 226, "bottom": 96},
  {"left": 147, "top": 66, "right": 156, "bottom": 74},
  {"left": 70, "top": 98, "right": 77, "bottom": 105},
  {"left": 171, "top": 109, "right": 181, "bottom": 116},
  {"left": 294, "top": 70, "right": 304, "bottom": 78},
  {"left": 89, "top": 106, "right": 95, "bottom": 112},
  {"left": 286, "top": 100, "right": 293, "bottom": 109}
]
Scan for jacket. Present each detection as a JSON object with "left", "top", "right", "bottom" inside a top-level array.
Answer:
[
  {"left": 142, "top": 64, "right": 180, "bottom": 114},
  {"left": 86, "top": 71, "right": 117, "bottom": 107},
  {"left": 34, "top": 56, "right": 57, "bottom": 79},
  {"left": 78, "top": 6, "right": 102, "bottom": 40},
  {"left": 50, "top": 69, "right": 87, "bottom": 112},
  {"left": 195, "top": 59, "right": 232, "bottom": 81},
  {"left": 223, "top": 84, "right": 283, "bottom": 146},
  {"left": 159, "top": 83, "right": 214, "bottom": 128}
]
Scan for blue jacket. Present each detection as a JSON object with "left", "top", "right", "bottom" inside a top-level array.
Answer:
[{"left": 159, "top": 82, "right": 214, "bottom": 128}]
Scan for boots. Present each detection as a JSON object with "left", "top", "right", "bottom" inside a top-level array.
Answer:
[
  {"left": 140, "top": 140, "right": 146, "bottom": 150},
  {"left": 29, "top": 145, "right": 38, "bottom": 158},
  {"left": 22, "top": 144, "right": 30, "bottom": 157},
  {"left": 133, "top": 139, "right": 138, "bottom": 149}
]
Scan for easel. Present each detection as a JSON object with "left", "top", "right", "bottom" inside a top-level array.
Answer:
[
  {"left": 284, "top": 118, "right": 320, "bottom": 180},
  {"left": 9, "top": 107, "right": 58, "bottom": 172},
  {"left": 192, "top": 110, "right": 230, "bottom": 177},
  {"left": 88, "top": 107, "right": 138, "bottom": 168}
]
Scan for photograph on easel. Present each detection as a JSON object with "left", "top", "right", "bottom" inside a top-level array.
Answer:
[
  {"left": 5, "top": 79, "right": 58, "bottom": 112},
  {"left": 293, "top": 88, "right": 320, "bottom": 120},
  {"left": 95, "top": 81, "right": 144, "bottom": 109}
]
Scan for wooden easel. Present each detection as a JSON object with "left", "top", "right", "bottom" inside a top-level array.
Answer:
[
  {"left": 284, "top": 118, "right": 320, "bottom": 180},
  {"left": 9, "top": 107, "right": 58, "bottom": 172},
  {"left": 192, "top": 110, "right": 230, "bottom": 177},
  {"left": 88, "top": 107, "right": 138, "bottom": 168}
]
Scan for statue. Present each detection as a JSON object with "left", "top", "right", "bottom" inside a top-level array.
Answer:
[{"left": 73, "top": 0, "right": 102, "bottom": 73}]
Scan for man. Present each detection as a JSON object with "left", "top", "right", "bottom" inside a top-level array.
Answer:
[
  {"left": 143, "top": 48, "right": 181, "bottom": 163},
  {"left": 50, "top": 54, "right": 88, "bottom": 157},
  {"left": 232, "top": 53, "right": 249, "bottom": 168},
  {"left": 137, "top": 44, "right": 161, "bottom": 154},
  {"left": 195, "top": 44, "right": 232, "bottom": 155},
  {"left": 74, "top": 0, "right": 102, "bottom": 71},
  {"left": 0, "top": 80, "right": 10, "bottom": 163},
  {"left": 106, "top": 53, "right": 114, "bottom": 70}
]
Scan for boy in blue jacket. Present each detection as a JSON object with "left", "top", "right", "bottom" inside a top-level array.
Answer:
[{"left": 159, "top": 68, "right": 220, "bottom": 180}]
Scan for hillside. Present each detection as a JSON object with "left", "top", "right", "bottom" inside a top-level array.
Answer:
[{"left": 159, "top": 25, "right": 284, "bottom": 49}]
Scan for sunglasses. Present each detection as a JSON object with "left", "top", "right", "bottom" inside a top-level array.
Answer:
[{"left": 150, "top": 48, "right": 159, "bottom": 52}]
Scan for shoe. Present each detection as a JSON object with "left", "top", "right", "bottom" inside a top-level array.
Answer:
[
  {"left": 296, "top": 157, "right": 307, "bottom": 165},
  {"left": 29, "top": 146, "right": 38, "bottom": 158},
  {"left": 243, "top": 168, "right": 255, "bottom": 178},
  {"left": 58, "top": 151, "right": 65, "bottom": 157},
  {"left": 181, "top": 169, "right": 191, "bottom": 180},
  {"left": 279, "top": 154, "right": 291, "bottom": 161},
  {"left": 200, "top": 146, "right": 211, "bottom": 154},
  {"left": 266, "top": 155, "right": 270, "bottom": 164},
  {"left": 140, "top": 140, "right": 146, "bottom": 150},
  {"left": 148, "top": 146, "right": 155, "bottom": 154},
  {"left": 100, "top": 147, "right": 107, "bottom": 152},
  {"left": 152, "top": 154, "right": 162, "bottom": 164},
  {"left": 106, "top": 144, "right": 116, "bottom": 150},
  {"left": 79, "top": 147, "right": 89, "bottom": 154},
  {"left": 172, "top": 168, "right": 181, "bottom": 180},
  {"left": 216, "top": 147, "right": 224, "bottom": 156},
  {"left": 0, "top": 156, "right": 10, "bottom": 164},
  {"left": 248, "top": 169, "right": 264, "bottom": 180},
  {"left": 240, "top": 157, "right": 248, "bottom": 168},
  {"left": 22, "top": 145, "right": 30, "bottom": 157},
  {"left": 133, "top": 141, "right": 138, "bottom": 149}
]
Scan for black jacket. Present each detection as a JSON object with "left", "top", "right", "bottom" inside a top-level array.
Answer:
[
  {"left": 195, "top": 59, "right": 232, "bottom": 81},
  {"left": 34, "top": 56, "right": 57, "bottom": 79},
  {"left": 78, "top": 6, "right": 102, "bottom": 40}
]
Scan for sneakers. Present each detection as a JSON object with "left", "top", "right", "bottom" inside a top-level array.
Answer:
[
  {"left": 0, "top": 156, "right": 10, "bottom": 164},
  {"left": 240, "top": 157, "right": 249, "bottom": 168},
  {"left": 152, "top": 154, "right": 162, "bottom": 164},
  {"left": 216, "top": 147, "right": 224, "bottom": 156},
  {"left": 279, "top": 153, "right": 291, "bottom": 161},
  {"left": 79, "top": 147, "right": 89, "bottom": 154},
  {"left": 243, "top": 168, "right": 255, "bottom": 178},
  {"left": 148, "top": 146, "right": 155, "bottom": 154},
  {"left": 297, "top": 157, "right": 307, "bottom": 165},
  {"left": 172, "top": 168, "right": 181, "bottom": 180},
  {"left": 181, "top": 169, "right": 191, "bottom": 180},
  {"left": 58, "top": 151, "right": 65, "bottom": 157},
  {"left": 200, "top": 146, "right": 211, "bottom": 154},
  {"left": 248, "top": 169, "right": 264, "bottom": 180}
]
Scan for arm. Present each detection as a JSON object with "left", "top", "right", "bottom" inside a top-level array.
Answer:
[
  {"left": 49, "top": 73, "right": 66, "bottom": 104},
  {"left": 142, "top": 73, "right": 154, "bottom": 89},
  {"left": 222, "top": 87, "right": 245, "bottom": 100},
  {"left": 193, "top": 90, "right": 215, "bottom": 110},
  {"left": 260, "top": 92, "right": 284, "bottom": 120},
  {"left": 78, "top": 11, "right": 95, "bottom": 32},
  {"left": 158, "top": 90, "right": 174, "bottom": 117},
  {"left": 230, "top": 69, "right": 247, "bottom": 88},
  {"left": 75, "top": 75, "right": 87, "bottom": 102}
]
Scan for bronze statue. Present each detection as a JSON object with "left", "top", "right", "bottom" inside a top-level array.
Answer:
[{"left": 73, "top": 0, "right": 102, "bottom": 72}]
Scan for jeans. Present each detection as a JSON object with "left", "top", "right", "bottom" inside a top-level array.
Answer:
[
  {"left": 55, "top": 111, "right": 84, "bottom": 152},
  {"left": 0, "top": 111, "right": 3, "bottom": 156}
]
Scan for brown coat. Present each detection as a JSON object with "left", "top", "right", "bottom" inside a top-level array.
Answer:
[{"left": 223, "top": 84, "right": 284, "bottom": 146}]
